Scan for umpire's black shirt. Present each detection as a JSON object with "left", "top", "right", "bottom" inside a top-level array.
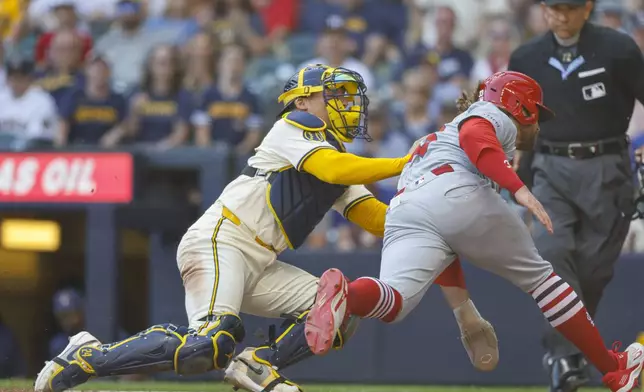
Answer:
[{"left": 508, "top": 22, "right": 644, "bottom": 142}]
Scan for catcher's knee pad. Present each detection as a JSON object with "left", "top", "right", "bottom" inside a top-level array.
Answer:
[
  {"left": 176, "top": 313, "right": 245, "bottom": 375},
  {"left": 79, "top": 324, "right": 191, "bottom": 376}
]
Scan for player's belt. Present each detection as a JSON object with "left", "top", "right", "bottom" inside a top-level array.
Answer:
[
  {"left": 241, "top": 166, "right": 278, "bottom": 183},
  {"left": 394, "top": 164, "right": 454, "bottom": 197},
  {"left": 538, "top": 136, "right": 628, "bottom": 159}
]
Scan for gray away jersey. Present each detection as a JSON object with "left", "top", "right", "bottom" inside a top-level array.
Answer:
[{"left": 398, "top": 101, "right": 517, "bottom": 191}]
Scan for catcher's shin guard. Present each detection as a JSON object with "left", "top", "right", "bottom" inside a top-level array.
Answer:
[
  {"left": 34, "top": 331, "right": 100, "bottom": 392},
  {"left": 35, "top": 315, "right": 244, "bottom": 392},
  {"left": 258, "top": 311, "right": 359, "bottom": 370},
  {"left": 176, "top": 314, "right": 245, "bottom": 373},
  {"left": 224, "top": 311, "right": 360, "bottom": 392}
]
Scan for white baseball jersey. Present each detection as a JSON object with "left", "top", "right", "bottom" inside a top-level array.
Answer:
[
  {"left": 398, "top": 101, "right": 517, "bottom": 191},
  {"left": 189, "top": 118, "right": 372, "bottom": 253},
  {"left": 0, "top": 86, "right": 58, "bottom": 141}
]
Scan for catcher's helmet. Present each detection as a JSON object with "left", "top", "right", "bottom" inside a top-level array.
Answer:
[
  {"left": 478, "top": 71, "right": 555, "bottom": 125},
  {"left": 278, "top": 64, "right": 369, "bottom": 142}
]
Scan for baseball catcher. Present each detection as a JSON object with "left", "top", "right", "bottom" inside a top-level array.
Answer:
[{"left": 35, "top": 65, "right": 498, "bottom": 392}]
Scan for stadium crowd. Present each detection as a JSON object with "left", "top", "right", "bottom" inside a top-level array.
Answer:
[{"left": 0, "top": 0, "right": 644, "bottom": 253}]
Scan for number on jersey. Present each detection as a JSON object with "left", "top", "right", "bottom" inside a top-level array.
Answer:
[{"left": 408, "top": 125, "right": 445, "bottom": 162}]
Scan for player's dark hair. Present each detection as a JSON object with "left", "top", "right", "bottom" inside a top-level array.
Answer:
[
  {"left": 456, "top": 84, "right": 483, "bottom": 114},
  {"left": 183, "top": 30, "right": 219, "bottom": 91},
  {"left": 142, "top": 44, "right": 184, "bottom": 97}
]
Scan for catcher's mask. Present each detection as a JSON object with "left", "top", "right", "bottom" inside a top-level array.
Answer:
[
  {"left": 277, "top": 64, "right": 370, "bottom": 143},
  {"left": 478, "top": 71, "right": 555, "bottom": 125}
]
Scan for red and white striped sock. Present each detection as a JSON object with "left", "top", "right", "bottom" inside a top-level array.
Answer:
[
  {"left": 532, "top": 273, "right": 617, "bottom": 374},
  {"left": 347, "top": 277, "right": 402, "bottom": 323}
]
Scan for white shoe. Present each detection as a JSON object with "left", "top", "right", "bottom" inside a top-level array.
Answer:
[
  {"left": 34, "top": 331, "right": 100, "bottom": 392},
  {"left": 460, "top": 319, "right": 499, "bottom": 371},
  {"left": 224, "top": 348, "right": 301, "bottom": 392}
]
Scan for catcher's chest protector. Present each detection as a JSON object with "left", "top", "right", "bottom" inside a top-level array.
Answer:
[{"left": 267, "top": 131, "right": 347, "bottom": 249}]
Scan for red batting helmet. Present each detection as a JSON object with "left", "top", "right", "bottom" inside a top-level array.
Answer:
[{"left": 478, "top": 71, "right": 555, "bottom": 125}]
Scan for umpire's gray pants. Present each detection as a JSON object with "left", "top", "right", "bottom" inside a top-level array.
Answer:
[{"left": 532, "top": 152, "right": 633, "bottom": 357}]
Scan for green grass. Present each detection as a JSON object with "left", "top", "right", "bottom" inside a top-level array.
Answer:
[{"left": 0, "top": 379, "right": 607, "bottom": 392}]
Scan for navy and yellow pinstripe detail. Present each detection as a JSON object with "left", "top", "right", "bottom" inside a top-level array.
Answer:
[
  {"left": 284, "top": 117, "right": 325, "bottom": 131},
  {"left": 48, "top": 358, "right": 96, "bottom": 391},
  {"left": 296, "top": 146, "right": 335, "bottom": 171},
  {"left": 276, "top": 310, "right": 308, "bottom": 343},
  {"left": 251, "top": 310, "right": 309, "bottom": 368},
  {"left": 198, "top": 216, "right": 226, "bottom": 333},
  {"left": 211, "top": 329, "right": 236, "bottom": 369},
  {"left": 109, "top": 327, "right": 184, "bottom": 351},
  {"left": 265, "top": 183, "right": 295, "bottom": 249},
  {"left": 265, "top": 124, "right": 350, "bottom": 250},
  {"left": 342, "top": 194, "right": 376, "bottom": 218},
  {"left": 172, "top": 335, "right": 189, "bottom": 372}
]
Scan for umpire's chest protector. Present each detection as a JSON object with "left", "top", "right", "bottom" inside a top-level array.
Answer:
[{"left": 267, "top": 118, "right": 347, "bottom": 249}]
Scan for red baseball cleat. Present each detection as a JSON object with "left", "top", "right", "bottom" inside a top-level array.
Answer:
[
  {"left": 304, "top": 268, "right": 349, "bottom": 356},
  {"left": 602, "top": 342, "right": 644, "bottom": 392}
]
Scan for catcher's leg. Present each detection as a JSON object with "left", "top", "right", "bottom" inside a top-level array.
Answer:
[
  {"left": 224, "top": 261, "right": 359, "bottom": 392},
  {"left": 36, "top": 206, "right": 257, "bottom": 392},
  {"left": 34, "top": 316, "right": 245, "bottom": 392},
  {"left": 436, "top": 259, "right": 499, "bottom": 371},
  {"left": 225, "top": 311, "right": 360, "bottom": 392}
]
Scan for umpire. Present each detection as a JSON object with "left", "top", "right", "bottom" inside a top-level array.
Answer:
[{"left": 508, "top": 0, "right": 644, "bottom": 391}]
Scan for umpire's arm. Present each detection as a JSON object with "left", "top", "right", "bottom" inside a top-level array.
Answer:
[{"left": 615, "top": 35, "right": 644, "bottom": 106}]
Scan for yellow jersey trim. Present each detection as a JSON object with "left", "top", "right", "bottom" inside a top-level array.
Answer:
[
  {"left": 296, "top": 146, "right": 335, "bottom": 171},
  {"left": 343, "top": 194, "right": 376, "bottom": 218},
  {"left": 283, "top": 111, "right": 327, "bottom": 132}
]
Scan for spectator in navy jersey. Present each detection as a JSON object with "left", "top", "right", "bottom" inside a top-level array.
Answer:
[
  {"left": 338, "top": 0, "right": 406, "bottom": 64},
  {"left": 397, "top": 6, "right": 473, "bottom": 87},
  {"left": 56, "top": 56, "right": 127, "bottom": 147},
  {"left": 193, "top": 44, "right": 263, "bottom": 154},
  {"left": 127, "top": 45, "right": 191, "bottom": 148},
  {"left": 34, "top": 28, "right": 85, "bottom": 109},
  {"left": 182, "top": 31, "right": 217, "bottom": 109}
]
